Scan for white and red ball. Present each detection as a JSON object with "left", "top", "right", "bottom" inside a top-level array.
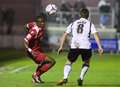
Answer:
[{"left": 45, "top": 4, "right": 57, "bottom": 15}]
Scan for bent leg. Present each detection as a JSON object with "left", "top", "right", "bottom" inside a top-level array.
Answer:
[
  {"left": 78, "top": 49, "right": 92, "bottom": 86},
  {"left": 57, "top": 49, "right": 79, "bottom": 85},
  {"left": 63, "top": 60, "right": 72, "bottom": 79},
  {"left": 80, "top": 60, "right": 90, "bottom": 80},
  {"left": 30, "top": 51, "right": 55, "bottom": 83},
  {"left": 35, "top": 54, "right": 56, "bottom": 77}
]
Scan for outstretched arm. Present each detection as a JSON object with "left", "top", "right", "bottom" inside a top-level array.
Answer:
[
  {"left": 58, "top": 32, "right": 68, "bottom": 54},
  {"left": 93, "top": 32, "right": 103, "bottom": 55}
]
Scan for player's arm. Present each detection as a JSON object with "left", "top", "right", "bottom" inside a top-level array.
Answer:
[
  {"left": 58, "top": 23, "right": 72, "bottom": 54},
  {"left": 24, "top": 34, "right": 32, "bottom": 53},
  {"left": 93, "top": 32, "right": 103, "bottom": 55},
  {"left": 24, "top": 30, "right": 36, "bottom": 53},
  {"left": 58, "top": 32, "right": 68, "bottom": 54},
  {"left": 91, "top": 23, "right": 103, "bottom": 55}
]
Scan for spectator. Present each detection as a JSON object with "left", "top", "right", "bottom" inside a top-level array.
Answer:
[
  {"left": 74, "top": 0, "right": 86, "bottom": 20},
  {"left": 115, "top": 0, "right": 120, "bottom": 32},
  {"left": 0, "top": 7, "right": 15, "bottom": 35},
  {"left": 98, "top": 0, "right": 111, "bottom": 28},
  {"left": 60, "top": 0, "right": 73, "bottom": 24},
  {"left": 0, "top": 6, "right": 7, "bottom": 34},
  {"left": 60, "top": 0, "right": 71, "bottom": 12},
  {"left": 74, "top": 0, "right": 86, "bottom": 12},
  {"left": 5, "top": 8, "right": 15, "bottom": 34},
  {"left": 117, "top": 9, "right": 120, "bottom": 32}
]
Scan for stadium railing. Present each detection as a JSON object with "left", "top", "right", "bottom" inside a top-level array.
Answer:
[
  {"left": 47, "top": 7, "right": 115, "bottom": 29},
  {"left": 0, "top": 7, "right": 120, "bottom": 53}
]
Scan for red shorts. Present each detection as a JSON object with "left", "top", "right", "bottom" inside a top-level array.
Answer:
[{"left": 27, "top": 50, "right": 47, "bottom": 64}]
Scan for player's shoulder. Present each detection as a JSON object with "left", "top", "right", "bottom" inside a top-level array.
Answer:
[
  {"left": 69, "top": 19, "right": 79, "bottom": 26},
  {"left": 73, "top": 18, "right": 87, "bottom": 24},
  {"left": 26, "top": 22, "right": 37, "bottom": 29},
  {"left": 67, "top": 19, "right": 80, "bottom": 28}
]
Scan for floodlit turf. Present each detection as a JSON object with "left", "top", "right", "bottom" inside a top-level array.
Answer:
[{"left": 0, "top": 50, "right": 120, "bottom": 87}]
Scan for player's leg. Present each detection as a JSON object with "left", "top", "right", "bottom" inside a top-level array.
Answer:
[
  {"left": 33, "top": 53, "right": 55, "bottom": 83},
  {"left": 25, "top": 50, "right": 42, "bottom": 83},
  {"left": 57, "top": 49, "right": 80, "bottom": 85},
  {"left": 27, "top": 50, "right": 56, "bottom": 83},
  {"left": 37, "top": 56, "right": 55, "bottom": 75},
  {"left": 44, "top": 56, "right": 56, "bottom": 70},
  {"left": 57, "top": 60, "right": 72, "bottom": 85},
  {"left": 33, "top": 57, "right": 55, "bottom": 83},
  {"left": 64, "top": 60, "right": 72, "bottom": 80},
  {"left": 77, "top": 49, "right": 92, "bottom": 86}
]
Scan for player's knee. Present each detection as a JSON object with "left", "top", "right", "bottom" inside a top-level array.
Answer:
[
  {"left": 51, "top": 59, "right": 56, "bottom": 65},
  {"left": 48, "top": 57, "right": 56, "bottom": 66},
  {"left": 84, "top": 60, "right": 90, "bottom": 66},
  {"left": 83, "top": 63, "right": 90, "bottom": 67},
  {"left": 66, "top": 60, "right": 72, "bottom": 65},
  {"left": 51, "top": 58, "right": 56, "bottom": 66}
]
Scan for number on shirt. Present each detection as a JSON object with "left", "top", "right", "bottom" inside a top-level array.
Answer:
[{"left": 77, "top": 24, "right": 84, "bottom": 33}]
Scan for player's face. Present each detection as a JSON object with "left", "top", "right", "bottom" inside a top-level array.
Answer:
[{"left": 36, "top": 18, "right": 45, "bottom": 28}]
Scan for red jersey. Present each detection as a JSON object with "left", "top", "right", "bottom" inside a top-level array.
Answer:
[{"left": 24, "top": 22, "right": 45, "bottom": 51}]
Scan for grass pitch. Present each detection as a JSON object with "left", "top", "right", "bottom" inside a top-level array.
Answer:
[{"left": 0, "top": 50, "right": 120, "bottom": 87}]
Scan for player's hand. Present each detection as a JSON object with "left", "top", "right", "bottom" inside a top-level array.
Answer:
[
  {"left": 98, "top": 48, "right": 104, "bottom": 55},
  {"left": 58, "top": 47, "right": 63, "bottom": 54},
  {"left": 27, "top": 48, "right": 37, "bottom": 57},
  {"left": 31, "top": 51, "right": 38, "bottom": 57}
]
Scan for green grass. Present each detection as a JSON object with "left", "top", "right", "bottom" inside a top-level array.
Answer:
[{"left": 0, "top": 50, "right": 120, "bottom": 87}]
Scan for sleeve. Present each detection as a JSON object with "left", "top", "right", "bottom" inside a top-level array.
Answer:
[
  {"left": 25, "top": 29, "right": 37, "bottom": 42},
  {"left": 91, "top": 23, "right": 98, "bottom": 34},
  {"left": 26, "top": 24, "right": 29, "bottom": 28},
  {"left": 24, "top": 23, "right": 34, "bottom": 32},
  {"left": 65, "top": 23, "right": 73, "bottom": 34},
  {"left": 24, "top": 24, "right": 29, "bottom": 31}
]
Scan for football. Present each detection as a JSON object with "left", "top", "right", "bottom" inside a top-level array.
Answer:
[{"left": 45, "top": 4, "right": 57, "bottom": 15}]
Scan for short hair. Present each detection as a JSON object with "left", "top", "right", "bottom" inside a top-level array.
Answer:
[
  {"left": 36, "top": 13, "right": 47, "bottom": 22},
  {"left": 80, "top": 8, "right": 89, "bottom": 19}
]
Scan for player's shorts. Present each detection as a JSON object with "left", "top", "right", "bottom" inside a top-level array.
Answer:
[
  {"left": 27, "top": 50, "right": 47, "bottom": 64},
  {"left": 67, "top": 49, "right": 92, "bottom": 62}
]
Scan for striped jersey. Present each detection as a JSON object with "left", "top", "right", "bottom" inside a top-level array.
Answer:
[{"left": 66, "top": 18, "right": 97, "bottom": 49}]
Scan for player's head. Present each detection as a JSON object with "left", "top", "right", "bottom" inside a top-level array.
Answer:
[
  {"left": 80, "top": 8, "right": 89, "bottom": 19},
  {"left": 36, "top": 13, "right": 46, "bottom": 28}
]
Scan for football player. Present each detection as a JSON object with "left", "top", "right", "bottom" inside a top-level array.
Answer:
[
  {"left": 24, "top": 13, "right": 56, "bottom": 84},
  {"left": 57, "top": 8, "right": 103, "bottom": 86}
]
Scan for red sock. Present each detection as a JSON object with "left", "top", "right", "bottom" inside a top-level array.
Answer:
[
  {"left": 35, "top": 64, "right": 50, "bottom": 77},
  {"left": 40, "top": 64, "right": 50, "bottom": 72},
  {"left": 36, "top": 70, "right": 44, "bottom": 77}
]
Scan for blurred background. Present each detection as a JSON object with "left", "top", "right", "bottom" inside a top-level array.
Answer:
[
  {"left": 0, "top": 0, "right": 120, "bottom": 87},
  {"left": 0, "top": 0, "right": 120, "bottom": 53}
]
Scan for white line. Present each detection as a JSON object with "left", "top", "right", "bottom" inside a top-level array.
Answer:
[
  {"left": 0, "top": 67, "right": 6, "bottom": 71},
  {"left": 0, "top": 66, "right": 12, "bottom": 74},
  {"left": 10, "top": 65, "right": 30, "bottom": 73},
  {"left": 0, "top": 66, "right": 9, "bottom": 72}
]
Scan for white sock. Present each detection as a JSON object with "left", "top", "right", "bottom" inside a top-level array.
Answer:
[
  {"left": 64, "top": 64, "right": 72, "bottom": 79},
  {"left": 80, "top": 65, "right": 89, "bottom": 80}
]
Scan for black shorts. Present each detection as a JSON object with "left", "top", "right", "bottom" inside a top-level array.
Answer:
[{"left": 67, "top": 49, "right": 92, "bottom": 62}]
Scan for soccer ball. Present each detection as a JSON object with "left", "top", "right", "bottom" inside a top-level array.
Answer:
[{"left": 45, "top": 4, "right": 57, "bottom": 15}]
